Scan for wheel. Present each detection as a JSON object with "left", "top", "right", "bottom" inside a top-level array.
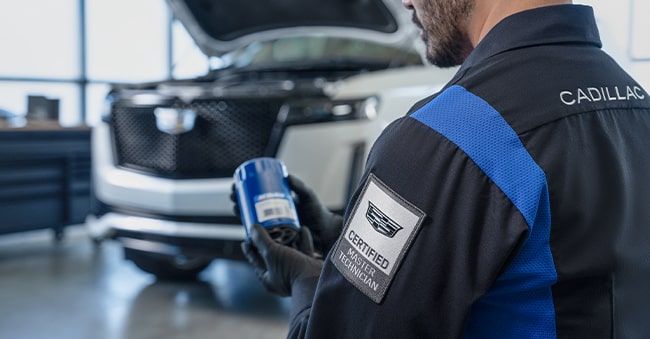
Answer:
[{"left": 124, "top": 247, "right": 211, "bottom": 281}]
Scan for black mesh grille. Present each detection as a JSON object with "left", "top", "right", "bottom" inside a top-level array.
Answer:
[{"left": 111, "top": 98, "right": 283, "bottom": 178}]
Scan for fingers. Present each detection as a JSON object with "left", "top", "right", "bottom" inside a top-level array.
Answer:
[
  {"left": 244, "top": 225, "right": 292, "bottom": 297},
  {"left": 241, "top": 240, "right": 266, "bottom": 270},
  {"left": 230, "top": 183, "right": 237, "bottom": 202},
  {"left": 242, "top": 240, "right": 277, "bottom": 293},
  {"left": 248, "top": 224, "right": 275, "bottom": 255},
  {"left": 297, "top": 227, "right": 315, "bottom": 256},
  {"left": 230, "top": 183, "right": 242, "bottom": 217},
  {"left": 241, "top": 241, "right": 287, "bottom": 296},
  {"left": 287, "top": 175, "right": 311, "bottom": 199}
]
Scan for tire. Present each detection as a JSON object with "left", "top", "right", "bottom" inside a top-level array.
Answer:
[{"left": 124, "top": 247, "right": 211, "bottom": 281}]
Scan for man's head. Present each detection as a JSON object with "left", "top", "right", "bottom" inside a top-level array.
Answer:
[
  {"left": 402, "top": 0, "right": 574, "bottom": 67},
  {"left": 403, "top": 0, "right": 475, "bottom": 67}
]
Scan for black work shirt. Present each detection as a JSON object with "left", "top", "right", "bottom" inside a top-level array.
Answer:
[{"left": 290, "top": 5, "right": 650, "bottom": 338}]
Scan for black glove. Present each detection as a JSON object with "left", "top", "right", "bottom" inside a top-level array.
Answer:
[
  {"left": 242, "top": 224, "right": 323, "bottom": 297},
  {"left": 230, "top": 183, "right": 242, "bottom": 217},
  {"left": 286, "top": 175, "right": 344, "bottom": 255},
  {"left": 231, "top": 176, "right": 343, "bottom": 255}
]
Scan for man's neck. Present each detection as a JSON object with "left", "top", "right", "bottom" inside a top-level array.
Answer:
[{"left": 468, "top": 0, "right": 573, "bottom": 46}]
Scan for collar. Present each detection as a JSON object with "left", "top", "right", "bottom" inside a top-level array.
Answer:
[{"left": 461, "top": 4, "right": 602, "bottom": 69}]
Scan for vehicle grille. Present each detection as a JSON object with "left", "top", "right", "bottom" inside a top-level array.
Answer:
[{"left": 111, "top": 98, "right": 283, "bottom": 179}]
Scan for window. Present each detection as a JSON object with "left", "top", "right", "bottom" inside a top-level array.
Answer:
[
  {"left": 86, "top": 0, "right": 170, "bottom": 82},
  {"left": 0, "top": 0, "right": 80, "bottom": 79},
  {"left": 0, "top": 82, "right": 80, "bottom": 127},
  {"left": 0, "top": 0, "right": 177, "bottom": 127},
  {"left": 630, "top": 0, "right": 650, "bottom": 60}
]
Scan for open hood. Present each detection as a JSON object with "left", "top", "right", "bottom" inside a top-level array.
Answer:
[{"left": 166, "top": 0, "right": 419, "bottom": 57}]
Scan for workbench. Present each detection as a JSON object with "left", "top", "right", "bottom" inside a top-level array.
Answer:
[{"left": 0, "top": 121, "right": 91, "bottom": 241}]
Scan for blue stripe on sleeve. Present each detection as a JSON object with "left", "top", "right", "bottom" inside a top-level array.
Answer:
[{"left": 411, "top": 85, "right": 558, "bottom": 338}]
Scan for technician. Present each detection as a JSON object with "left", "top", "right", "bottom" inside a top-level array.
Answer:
[{"left": 240, "top": 0, "right": 650, "bottom": 337}]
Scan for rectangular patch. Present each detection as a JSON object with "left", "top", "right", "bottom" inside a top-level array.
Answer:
[{"left": 331, "top": 173, "right": 425, "bottom": 303}]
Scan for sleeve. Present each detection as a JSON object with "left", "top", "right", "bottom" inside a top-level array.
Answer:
[
  {"left": 296, "top": 85, "right": 555, "bottom": 337},
  {"left": 406, "top": 85, "right": 557, "bottom": 336},
  {"left": 286, "top": 277, "right": 319, "bottom": 339}
]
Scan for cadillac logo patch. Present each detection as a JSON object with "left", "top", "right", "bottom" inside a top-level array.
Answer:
[
  {"left": 331, "top": 173, "right": 425, "bottom": 303},
  {"left": 366, "top": 201, "right": 403, "bottom": 238}
]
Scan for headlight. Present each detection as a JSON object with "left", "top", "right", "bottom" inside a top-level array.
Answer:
[
  {"left": 278, "top": 96, "right": 379, "bottom": 125},
  {"left": 100, "top": 92, "right": 116, "bottom": 123}
]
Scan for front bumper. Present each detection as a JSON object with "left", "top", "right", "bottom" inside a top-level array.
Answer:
[
  {"left": 86, "top": 212, "right": 247, "bottom": 260},
  {"left": 86, "top": 212, "right": 245, "bottom": 240}
]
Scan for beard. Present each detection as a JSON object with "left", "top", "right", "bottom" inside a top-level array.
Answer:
[{"left": 413, "top": 0, "right": 474, "bottom": 67}]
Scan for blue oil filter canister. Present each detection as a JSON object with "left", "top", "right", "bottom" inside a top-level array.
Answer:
[{"left": 233, "top": 157, "right": 300, "bottom": 245}]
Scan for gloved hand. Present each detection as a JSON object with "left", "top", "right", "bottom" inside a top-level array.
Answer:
[
  {"left": 242, "top": 224, "right": 323, "bottom": 297},
  {"left": 286, "top": 175, "right": 344, "bottom": 256},
  {"left": 231, "top": 176, "right": 343, "bottom": 255},
  {"left": 230, "top": 183, "right": 242, "bottom": 218}
]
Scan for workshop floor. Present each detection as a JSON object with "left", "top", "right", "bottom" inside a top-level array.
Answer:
[{"left": 0, "top": 226, "right": 290, "bottom": 339}]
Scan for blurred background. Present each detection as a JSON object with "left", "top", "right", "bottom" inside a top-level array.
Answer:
[
  {"left": 0, "top": 1, "right": 648, "bottom": 339},
  {"left": 0, "top": 0, "right": 646, "bottom": 128}
]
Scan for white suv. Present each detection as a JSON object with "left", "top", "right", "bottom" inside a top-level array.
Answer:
[{"left": 86, "top": 0, "right": 456, "bottom": 280}]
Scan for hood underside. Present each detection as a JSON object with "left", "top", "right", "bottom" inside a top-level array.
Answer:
[{"left": 166, "top": 0, "right": 419, "bottom": 57}]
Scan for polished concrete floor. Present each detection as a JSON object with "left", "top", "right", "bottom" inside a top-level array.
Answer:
[{"left": 0, "top": 225, "right": 290, "bottom": 339}]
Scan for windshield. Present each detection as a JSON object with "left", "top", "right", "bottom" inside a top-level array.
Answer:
[{"left": 218, "top": 36, "right": 424, "bottom": 69}]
